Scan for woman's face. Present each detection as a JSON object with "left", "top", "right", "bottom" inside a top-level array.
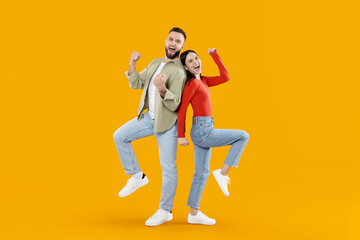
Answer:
[{"left": 184, "top": 52, "right": 202, "bottom": 76}]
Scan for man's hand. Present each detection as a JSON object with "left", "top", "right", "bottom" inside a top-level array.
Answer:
[
  {"left": 128, "top": 52, "right": 142, "bottom": 75},
  {"left": 130, "top": 51, "right": 142, "bottom": 65},
  {"left": 208, "top": 48, "right": 216, "bottom": 53},
  {"left": 178, "top": 137, "right": 189, "bottom": 146},
  {"left": 153, "top": 74, "right": 167, "bottom": 97}
]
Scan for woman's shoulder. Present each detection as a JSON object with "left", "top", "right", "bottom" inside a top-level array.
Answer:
[
  {"left": 182, "top": 79, "right": 200, "bottom": 94},
  {"left": 185, "top": 78, "right": 201, "bottom": 88}
]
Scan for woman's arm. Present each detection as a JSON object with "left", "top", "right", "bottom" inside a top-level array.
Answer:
[
  {"left": 177, "top": 81, "right": 198, "bottom": 140},
  {"left": 202, "top": 49, "right": 230, "bottom": 87}
]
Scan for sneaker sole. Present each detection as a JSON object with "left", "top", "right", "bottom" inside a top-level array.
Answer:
[
  {"left": 212, "top": 171, "right": 230, "bottom": 197},
  {"left": 145, "top": 215, "right": 173, "bottom": 227},
  {"left": 187, "top": 219, "right": 216, "bottom": 225},
  {"left": 118, "top": 177, "right": 149, "bottom": 198}
]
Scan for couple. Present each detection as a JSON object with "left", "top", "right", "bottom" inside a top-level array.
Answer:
[{"left": 113, "top": 27, "right": 249, "bottom": 226}]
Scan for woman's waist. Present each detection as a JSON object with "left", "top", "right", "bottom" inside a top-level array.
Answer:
[{"left": 192, "top": 115, "right": 214, "bottom": 125}]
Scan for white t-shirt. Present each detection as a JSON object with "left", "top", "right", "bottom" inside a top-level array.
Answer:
[{"left": 148, "top": 61, "right": 166, "bottom": 119}]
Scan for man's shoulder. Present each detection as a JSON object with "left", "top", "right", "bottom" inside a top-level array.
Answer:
[
  {"left": 168, "top": 59, "right": 186, "bottom": 75},
  {"left": 148, "top": 57, "right": 165, "bottom": 65}
]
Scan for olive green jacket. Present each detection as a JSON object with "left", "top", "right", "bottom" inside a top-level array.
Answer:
[{"left": 125, "top": 57, "right": 186, "bottom": 133}]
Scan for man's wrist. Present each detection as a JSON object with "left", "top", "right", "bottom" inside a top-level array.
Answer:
[{"left": 159, "top": 86, "right": 167, "bottom": 97}]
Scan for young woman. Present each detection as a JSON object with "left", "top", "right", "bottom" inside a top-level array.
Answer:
[{"left": 178, "top": 48, "right": 250, "bottom": 225}]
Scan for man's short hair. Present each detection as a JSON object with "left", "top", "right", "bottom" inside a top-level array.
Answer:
[{"left": 169, "top": 27, "right": 186, "bottom": 41}]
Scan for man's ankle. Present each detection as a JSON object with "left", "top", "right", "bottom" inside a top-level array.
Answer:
[{"left": 132, "top": 171, "right": 143, "bottom": 180}]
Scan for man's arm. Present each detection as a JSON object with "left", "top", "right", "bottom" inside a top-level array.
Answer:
[
  {"left": 124, "top": 51, "right": 148, "bottom": 89},
  {"left": 158, "top": 69, "right": 187, "bottom": 112},
  {"left": 153, "top": 74, "right": 168, "bottom": 98},
  {"left": 128, "top": 52, "right": 142, "bottom": 75}
]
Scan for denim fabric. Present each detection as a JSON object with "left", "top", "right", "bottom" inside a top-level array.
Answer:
[
  {"left": 113, "top": 112, "right": 178, "bottom": 211},
  {"left": 187, "top": 117, "right": 249, "bottom": 208}
]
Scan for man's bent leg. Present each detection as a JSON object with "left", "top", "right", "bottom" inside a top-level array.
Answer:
[
  {"left": 155, "top": 122, "right": 178, "bottom": 211},
  {"left": 113, "top": 113, "right": 154, "bottom": 175}
]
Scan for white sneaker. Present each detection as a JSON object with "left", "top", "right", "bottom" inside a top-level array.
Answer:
[
  {"left": 212, "top": 169, "right": 230, "bottom": 197},
  {"left": 118, "top": 174, "right": 149, "bottom": 197},
  {"left": 187, "top": 211, "right": 216, "bottom": 225},
  {"left": 145, "top": 209, "right": 173, "bottom": 226}
]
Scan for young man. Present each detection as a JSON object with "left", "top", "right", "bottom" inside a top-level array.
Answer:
[{"left": 113, "top": 27, "right": 187, "bottom": 226}]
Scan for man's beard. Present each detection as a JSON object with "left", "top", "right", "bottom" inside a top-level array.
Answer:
[{"left": 165, "top": 47, "right": 181, "bottom": 59}]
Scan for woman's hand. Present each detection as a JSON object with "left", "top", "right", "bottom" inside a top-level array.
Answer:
[
  {"left": 208, "top": 48, "right": 216, "bottom": 53},
  {"left": 178, "top": 137, "right": 189, "bottom": 146}
]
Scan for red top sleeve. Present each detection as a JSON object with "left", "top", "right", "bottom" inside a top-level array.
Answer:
[
  {"left": 177, "top": 81, "right": 199, "bottom": 138},
  {"left": 202, "top": 49, "right": 230, "bottom": 87}
]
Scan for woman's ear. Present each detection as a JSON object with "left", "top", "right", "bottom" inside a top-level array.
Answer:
[{"left": 184, "top": 66, "right": 188, "bottom": 70}]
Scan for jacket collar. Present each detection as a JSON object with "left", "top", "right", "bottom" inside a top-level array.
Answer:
[{"left": 157, "top": 57, "right": 182, "bottom": 66}]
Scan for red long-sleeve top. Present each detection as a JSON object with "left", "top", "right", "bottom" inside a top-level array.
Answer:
[{"left": 177, "top": 50, "right": 230, "bottom": 138}]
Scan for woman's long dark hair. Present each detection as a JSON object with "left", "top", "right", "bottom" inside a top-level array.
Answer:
[{"left": 180, "top": 50, "right": 199, "bottom": 85}]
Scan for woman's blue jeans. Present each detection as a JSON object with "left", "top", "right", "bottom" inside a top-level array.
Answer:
[{"left": 187, "top": 116, "right": 250, "bottom": 209}]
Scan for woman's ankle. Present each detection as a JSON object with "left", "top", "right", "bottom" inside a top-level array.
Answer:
[
  {"left": 221, "top": 164, "right": 231, "bottom": 175},
  {"left": 190, "top": 207, "right": 198, "bottom": 216}
]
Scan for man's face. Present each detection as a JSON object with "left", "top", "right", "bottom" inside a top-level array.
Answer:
[{"left": 165, "top": 31, "right": 185, "bottom": 59}]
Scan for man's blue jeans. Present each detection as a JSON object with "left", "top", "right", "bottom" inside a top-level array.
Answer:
[
  {"left": 113, "top": 112, "right": 178, "bottom": 211},
  {"left": 187, "top": 116, "right": 250, "bottom": 209}
]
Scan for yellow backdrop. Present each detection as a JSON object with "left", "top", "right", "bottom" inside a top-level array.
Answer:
[{"left": 1, "top": 0, "right": 359, "bottom": 239}]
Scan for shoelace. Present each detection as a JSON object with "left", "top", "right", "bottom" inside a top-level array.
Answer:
[
  {"left": 149, "top": 210, "right": 165, "bottom": 220},
  {"left": 197, "top": 211, "right": 205, "bottom": 217},
  {"left": 124, "top": 177, "right": 137, "bottom": 189},
  {"left": 196, "top": 211, "right": 211, "bottom": 219}
]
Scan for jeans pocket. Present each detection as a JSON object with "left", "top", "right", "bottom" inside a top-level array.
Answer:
[
  {"left": 190, "top": 126, "right": 202, "bottom": 144},
  {"left": 200, "top": 122, "right": 212, "bottom": 129},
  {"left": 190, "top": 126, "right": 200, "bottom": 137}
]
